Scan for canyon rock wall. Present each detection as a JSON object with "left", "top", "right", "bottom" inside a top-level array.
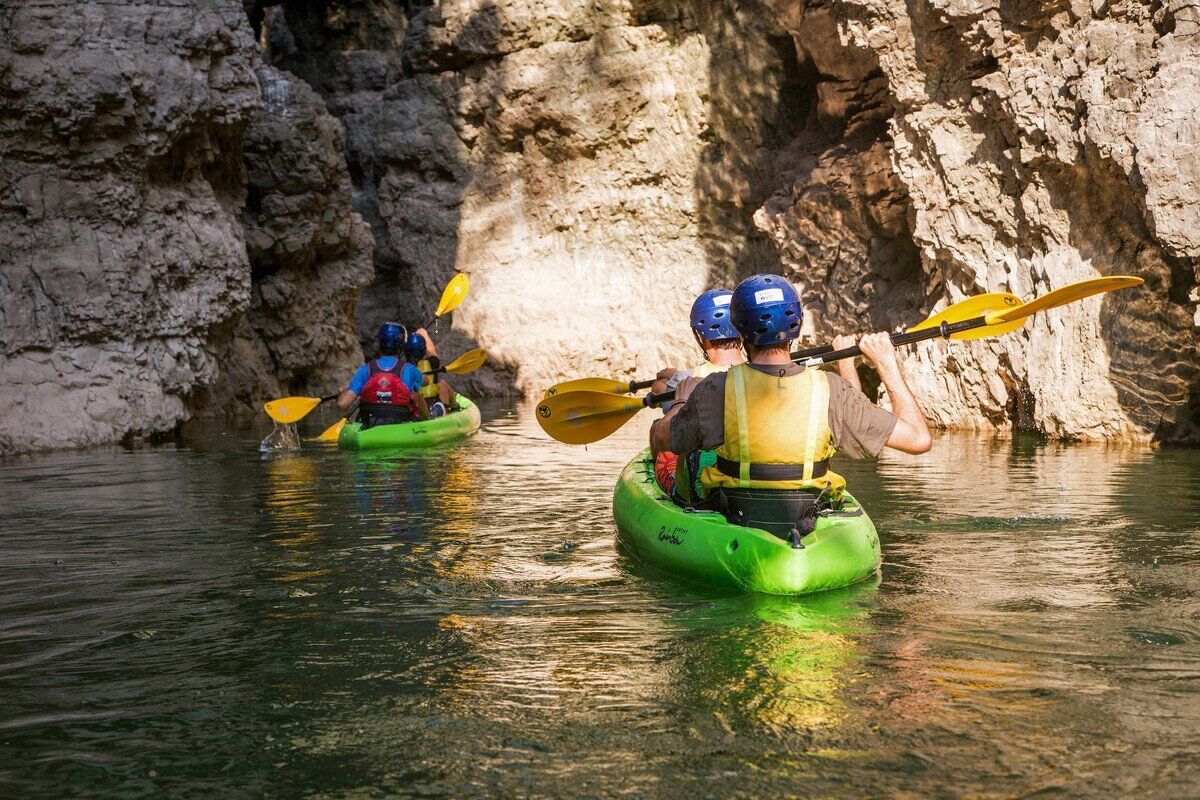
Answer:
[
  {"left": 3, "top": 0, "right": 1198, "bottom": 453},
  {"left": 268, "top": 0, "right": 1199, "bottom": 442},
  {"left": 759, "top": 0, "right": 1200, "bottom": 441},
  {"left": 0, "top": 2, "right": 370, "bottom": 455},
  {"left": 266, "top": 0, "right": 809, "bottom": 395}
]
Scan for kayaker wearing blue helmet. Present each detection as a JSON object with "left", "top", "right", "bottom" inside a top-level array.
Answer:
[
  {"left": 650, "top": 289, "right": 746, "bottom": 500},
  {"left": 404, "top": 330, "right": 458, "bottom": 418},
  {"left": 650, "top": 274, "right": 930, "bottom": 517},
  {"left": 338, "top": 322, "right": 429, "bottom": 424}
]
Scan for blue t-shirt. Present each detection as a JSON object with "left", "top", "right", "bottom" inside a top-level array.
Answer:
[{"left": 348, "top": 357, "right": 424, "bottom": 395}]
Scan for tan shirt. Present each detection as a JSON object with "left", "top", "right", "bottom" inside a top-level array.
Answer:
[{"left": 667, "top": 363, "right": 897, "bottom": 460}]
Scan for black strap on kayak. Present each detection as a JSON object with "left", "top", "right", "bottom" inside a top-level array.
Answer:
[{"left": 715, "top": 455, "right": 829, "bottom": 481}]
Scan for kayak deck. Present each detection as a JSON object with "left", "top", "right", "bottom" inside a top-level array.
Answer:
[
  {"left": 613, "top": 451, "right": 881, "bottom": 595},
  {"left": 337, "top": 395, "right": 481, "bottom": 450}
]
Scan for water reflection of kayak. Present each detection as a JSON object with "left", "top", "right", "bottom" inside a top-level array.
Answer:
[
  {"left": 613, "top": 451, "right": 881, "bottom": 595},
  {"left": 337, "top": 395, "right": 482, "bottom": 450}
]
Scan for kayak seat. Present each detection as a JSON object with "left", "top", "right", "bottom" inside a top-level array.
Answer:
[
  {"left": 713, "top": 487, "right": 835, "bottom": 543},
  {"left": 359, "top": 403, "right": 416, "bottom": 430}
]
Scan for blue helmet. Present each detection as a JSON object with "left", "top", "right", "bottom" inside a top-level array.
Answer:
[
  {"left": 731, "top": 274, "right": 803, "bottom": 346},
  {"left": 377, "top": 322, "right": 407, "bottom": 354},
  {"left": 404, "top": 332, "right": 427, "bottom": 362},
  {"left": 689, "top": 289, "right": 739, "bottom": 342}
]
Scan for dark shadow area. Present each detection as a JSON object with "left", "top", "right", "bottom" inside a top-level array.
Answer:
[
  {"left": 246, "top": 0, "right": 519, "bottom": 397},
  {"left": 699, "top": 0, "right": 923, "bottom": 344}
]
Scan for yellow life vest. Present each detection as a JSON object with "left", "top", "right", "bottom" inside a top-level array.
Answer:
[
  {"left": 417, "top": 358, "right": 438, "bottom": 399},
  {"left": 700, "top": 363, "right": 846, "bottom": 493}
]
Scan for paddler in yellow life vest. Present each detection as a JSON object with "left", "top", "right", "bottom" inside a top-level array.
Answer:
[
  {"left": 650, "top": 274, "right": 932, "bottom": 537},
  {"left": 405, "top": 329, "right": 458, "bottom": 418},
  {"left": 650, "top": 289, "right": 746, "bottom": 501}
]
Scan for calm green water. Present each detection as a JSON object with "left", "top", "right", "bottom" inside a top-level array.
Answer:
[{"left": 2, "top": 400, "right": 1199, "bottom": 798}]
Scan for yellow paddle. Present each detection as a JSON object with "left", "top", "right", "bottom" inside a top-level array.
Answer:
[
  {"left": 264, "top": 393, "right": 340, "bottom": 424},
  {"left": 537, "top": 276, "right": 1143, "bottom": 445},
  {"left": 544, "top": 377, "right": 657, "bottom": 398},
  {"left": 423, "top": 273, "right": 469, "bottom": 329},
  {"left": 542, "top": 292, "right": 1025, "bottom": 398},
  {"left": 983, "top": 275, "right": 1142, "bottom": 324}
]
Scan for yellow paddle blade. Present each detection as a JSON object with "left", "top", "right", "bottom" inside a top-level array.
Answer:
[
  {"left": 263, "top": 396, "right": 323, "bottom": 424},
  {"left": 443, "top": 348, "right": 486, "bottom": 375},
  {"left": 543, "top": 377, "right": 631, "bottom": 398},
  {"left": 908, "top": 292, "right": 1026, "bottom": 340},
  {"left": 985, "top": 276, "right": 1143, "bottom": 324},
  {"left": 316, "top": 418, "right": 347, "bottom": 442},
  {"left": 536, "top": 390, "right": 646, "bottom": 445},
  {"left": 435, "top": 273, "right": 470, "bottom": 318}
]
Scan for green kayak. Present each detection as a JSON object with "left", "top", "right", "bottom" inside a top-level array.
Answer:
[
  {"left": 613, "top": 451, "right": 880, "bottom": 595},
  {"left": 337, "top": 395, "right": 481, "bottom": 450}
]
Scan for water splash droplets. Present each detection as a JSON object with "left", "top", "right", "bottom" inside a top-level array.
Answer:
[{"left": 260, "top": 422, "right": 301, "bottom": 453}]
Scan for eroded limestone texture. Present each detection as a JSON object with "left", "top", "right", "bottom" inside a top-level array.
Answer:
[
  {"left": 0, "top": 2, "right": 370, "bottom": 455},
  {"left": 760, "top": 0, "right": 1200, "bottom": 441},
  {"left": 264, "top": 0, "right": 810, "bottom": 396},
  {"left": 267, "top": 0, "right": 1199, "bottom": 441},
  {"left": 3, "top": 0, "right": 1198, "bottom": 453}
]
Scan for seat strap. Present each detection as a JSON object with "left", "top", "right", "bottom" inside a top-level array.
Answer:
[{"left": 714, "top": 455, "right": 830, "bottom": 481}]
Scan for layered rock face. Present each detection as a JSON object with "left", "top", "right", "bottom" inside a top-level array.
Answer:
[
  {"left": 268, "top": 0, "right": 1199, "bottom": 441},
  {"left": 0, "top": 2, "right": 370, "bottom": 454},
  {"left": 265, "top": 0, "right": 810, "bottom": 394},
  {"left": 757, "top": 0, "right": 1200, "bottom": 441},
  {"left": 3, "top": 0, "right": 1197, "bottom": 453}
]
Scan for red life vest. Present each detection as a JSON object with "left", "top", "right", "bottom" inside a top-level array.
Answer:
[{"left": 360, "top": 359, "right": 417, "bottom": 412}]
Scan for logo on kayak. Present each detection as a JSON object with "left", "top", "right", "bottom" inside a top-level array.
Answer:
[
  {"left": 657, "top": 525, "right": 685, "bottom": 546},
  {"left": 537, "top": 404, "right": 551, "bottom": 418}
]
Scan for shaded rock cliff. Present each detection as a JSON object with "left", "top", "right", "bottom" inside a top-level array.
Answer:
[
  {"left": 263, "top": 0, "right": 810, "bottom": 395},
  {"left": 0, "top": 2, "right": 370, "bottom": 454}
]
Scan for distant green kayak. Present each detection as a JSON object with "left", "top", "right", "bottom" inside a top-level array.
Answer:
[
  {"left": 613, "top": 451, "right": 880, "bottom": 595},
  {"left": 337, "top": 395, "right": 481, "bottom": 450}
]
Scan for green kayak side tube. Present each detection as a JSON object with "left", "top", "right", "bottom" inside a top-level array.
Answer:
[
  {"left": 337, "top": 395, "right": 481, "bottom": 450},
  {"left": 613, "top": 450, "right": 881, "bottom": 596}
]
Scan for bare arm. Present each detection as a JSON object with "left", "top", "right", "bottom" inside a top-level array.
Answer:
[
  {"left": 337, "top": 389, "right": 357, "bottom": 410},
  {"left": 858, "top": 333, "right": 932, "bottom": 455},
  {"left": 416, "top": 327, "right": 438, "bottom": 358},
  {"left": 414, "top": 393, "right": 430, "bottom": 421},
  {"left": 831, "top": 334, "right": 862, "bottom": 392}
]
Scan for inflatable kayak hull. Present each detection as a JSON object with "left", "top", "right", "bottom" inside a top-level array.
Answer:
[
  {"left": 613, "top": 451, "right": 881, "bottom": 595},
  {"left": 337, "top": 395, "right": 481, "bottom": 450}
]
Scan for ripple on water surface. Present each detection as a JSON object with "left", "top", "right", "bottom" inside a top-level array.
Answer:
[{"left": 1, "top": 405, "right": 1199, "bottom": 798}]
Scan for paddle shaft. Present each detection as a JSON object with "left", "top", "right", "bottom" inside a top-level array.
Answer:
[
  {"left": 645, "top": 316, "right": 986, "bottom": 407},
  {"left": 790, "top": 318, "right": 970, "bottom": 361}
]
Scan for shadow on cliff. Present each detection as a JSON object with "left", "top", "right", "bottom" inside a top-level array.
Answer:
[
  {"left": 688, "top": 0, "right": 810, "bottom": 288},
  {"left": 683, "top": 0, "right": 923, "bottom": 358},
  {"left": 1048, "top": 161, "right": 1200, "bottom": 443},
  {"left": 249, "top": 0, "right": 519, "bottom": 399}
]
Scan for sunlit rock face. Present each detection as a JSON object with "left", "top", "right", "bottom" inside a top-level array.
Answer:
[
  {"left": 761, "top": 0, "right": 1200, "bottom": 441},
  {"left": 267, "top": 0, "right": 1198, "bottom": 441},
  {"left": 0, "top": 3, "right": 369, "bottom": 455},
  {"left": 264, "top": 0, "right": 811, "bottom": 395}
]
